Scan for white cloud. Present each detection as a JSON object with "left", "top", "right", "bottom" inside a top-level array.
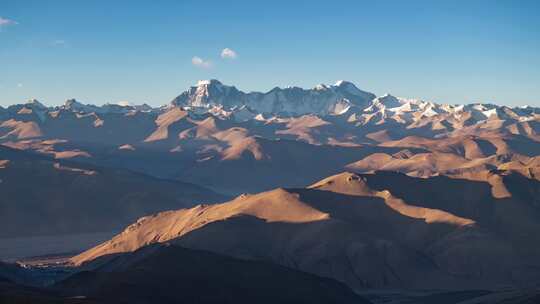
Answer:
[
  {"left": 117, "top": 100, "right": 132, "bottom": 107},
  {"left": 0, "top": 17, "right": 17, "bottom": 27},
  {"left": 52, "top": 39, "right": 67, "bottom": 46},
  {"left": 221, "top": 48, "right": 237, "bottom": 59},
  {"left": 17, "top": 83, "right": 23, "bottom": 88},
  {"left": 191, "top": 56, "right": 212, "bottom": 68}
]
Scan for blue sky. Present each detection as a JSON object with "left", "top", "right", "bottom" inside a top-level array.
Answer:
[{"left": 1, "top": 0, "right": 539, "bottom": 107}]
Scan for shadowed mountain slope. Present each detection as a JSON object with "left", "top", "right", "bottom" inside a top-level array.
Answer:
[
  {"left": 57, "top": 244, "right": 369, "bottom": 304},
  {"left": 72, "top": 171, "right": 540, "bottom": 291},
  {"left": 0, "top": 145, "right": 227, "bottom": 238}
]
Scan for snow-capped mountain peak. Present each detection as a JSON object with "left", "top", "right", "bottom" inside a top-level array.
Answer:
[
  {"left": 373, "top": 94, "right": 403, "bottom": 108},
  {"left": 314, "top": 84, "right": 331, "bottom": 91},
  {"left": 333, "top": 80, "right": 366, "bottom": 96},
  {"left": 333, "top": 80, "right": 349, "bottom": 86}
]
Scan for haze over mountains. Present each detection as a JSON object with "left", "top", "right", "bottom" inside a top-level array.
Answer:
[
  {"left": 1, "top": 80, "right": 540, "bottom": 303},
  {"left": 0, "top": 145, "right": 226, "bottom": 238}
]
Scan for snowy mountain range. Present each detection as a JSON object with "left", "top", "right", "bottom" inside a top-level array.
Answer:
[{"left": 3, "top": 79, "right": 537, "bottom": 124}]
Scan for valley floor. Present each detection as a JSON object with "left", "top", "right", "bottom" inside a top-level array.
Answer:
[{"left": 0, "top": 232, "right": 117, "bottom": 262}]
